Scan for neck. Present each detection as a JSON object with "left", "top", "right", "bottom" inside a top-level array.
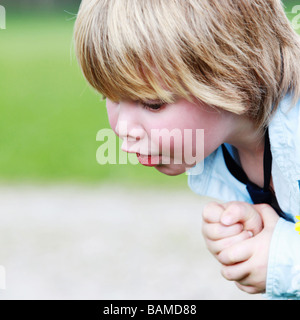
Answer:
[
  {"left": 223, "top": 114, "right": 267, "bottom": 188},
  {"left": 224, "top": 115, "right": 265, "bottom": 158}
]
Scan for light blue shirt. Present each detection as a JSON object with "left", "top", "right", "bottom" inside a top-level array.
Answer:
[{"left": 188, "top": 94, "right": 300, "bottom": 299}]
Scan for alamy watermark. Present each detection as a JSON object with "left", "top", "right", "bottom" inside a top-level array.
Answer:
[
  {"left": 0, "top": 265, "right": 5, "bottom": 290},
  {"left": 0, "top": 5, "right": 6, "bottom": 30},
  {"left": 291, "top": 5, "right": 300, "bottom": 30},
  {"left": 96, "top": 122, "right": 205, "bottom": 175}
]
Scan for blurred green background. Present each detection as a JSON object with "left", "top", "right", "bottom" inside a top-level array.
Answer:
[{"left": 0, "top": 0, "right": 299, "bottom": 188}]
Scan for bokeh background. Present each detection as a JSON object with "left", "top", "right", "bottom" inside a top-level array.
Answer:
[
  {"left": 0, "top": 0, "right": 298, "bottom": 300},
  {"left": 0, "top": 0, "right": 187, "bottom": 188}
]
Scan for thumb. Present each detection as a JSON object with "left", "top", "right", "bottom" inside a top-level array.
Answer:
[
  {"left": 220, "top": 202, "right": 263, "bottom": 236},
  {"left": 253, "top": 204, "right": 280, "bottom": 230}
]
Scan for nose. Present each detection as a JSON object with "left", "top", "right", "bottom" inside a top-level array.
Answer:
[{"left": 115, "top": 101, "right": 145, "bottom": 141}]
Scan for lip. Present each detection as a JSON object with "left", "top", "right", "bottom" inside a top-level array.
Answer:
[{"left": 136, "top": 153, "right": 162, "bottom": 167}]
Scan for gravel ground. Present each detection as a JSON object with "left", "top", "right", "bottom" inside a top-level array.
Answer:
[{"left": 0, "top": 184, "right": 264, "bottom": 300}]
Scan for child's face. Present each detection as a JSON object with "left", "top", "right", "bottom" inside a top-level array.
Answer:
[{"left": 106, "top": 97, "right": 232, "bottom": 176}]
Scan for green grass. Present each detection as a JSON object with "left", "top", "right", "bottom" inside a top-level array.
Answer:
[{"left": 0, "top": 12, "right": 187, "bottom": 188}]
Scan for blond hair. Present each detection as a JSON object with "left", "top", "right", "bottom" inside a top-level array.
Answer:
[{"left": 74, "top": 0, "right": 300, "bottom": 129}]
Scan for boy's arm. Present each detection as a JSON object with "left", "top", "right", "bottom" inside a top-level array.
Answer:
[{"left": 265, "top": 217, "right": 300, "bottom": 299}]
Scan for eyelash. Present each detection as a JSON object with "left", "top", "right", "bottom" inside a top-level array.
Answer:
[{"left": 141, "top": 102, "right": 165, "bottom": 111}]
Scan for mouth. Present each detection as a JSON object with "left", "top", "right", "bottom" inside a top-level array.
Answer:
[{"left": 136, "top": 153, "right": 162, "bottom": 167}]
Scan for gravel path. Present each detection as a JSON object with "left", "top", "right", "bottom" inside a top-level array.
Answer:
[{"left": 0, "top": 184, "right": 264, "bottom": 300}]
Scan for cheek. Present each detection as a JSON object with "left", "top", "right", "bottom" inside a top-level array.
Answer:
[
  {"left": 106, "top": 100, "right": 118, "bottom": 133},
  {"left": 162, "top": 104, "right": 224, "bottom": 159},
  {"left": 182, "top": 105, "right": 226, "bottom": 157}
]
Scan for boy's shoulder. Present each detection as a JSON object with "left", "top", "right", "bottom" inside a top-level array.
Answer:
[
  {"left": 269, "top": 93, "right": 300, "bottom": 164},
  {"left": 269, "top": 93, "right": 300, "bottom": 215}
]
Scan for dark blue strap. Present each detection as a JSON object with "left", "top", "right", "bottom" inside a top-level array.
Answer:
[
  {"left": 246, "top": 181, "right": 293, "bottom": 221},
  {"left": 222, "top": 128, "right": 293, "bottom": 222}
]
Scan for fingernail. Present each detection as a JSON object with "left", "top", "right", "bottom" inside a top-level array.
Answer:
[{"left": 248, "top": 231, "right": 254, "bottom": 237}]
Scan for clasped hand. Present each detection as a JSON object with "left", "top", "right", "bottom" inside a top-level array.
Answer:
[{"left": 202, "top": 201, "right": 279, "bottom": 294}]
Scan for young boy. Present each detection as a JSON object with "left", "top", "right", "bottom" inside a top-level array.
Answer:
[{"left": 74, "top": 0, "right": 300, "bottom": 299}]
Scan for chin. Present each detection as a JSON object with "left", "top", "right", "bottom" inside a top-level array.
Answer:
[{"left": 154, "top": 164, "right": 187, "bottom": 176}]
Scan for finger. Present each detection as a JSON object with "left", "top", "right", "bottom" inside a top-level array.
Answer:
[
  {"left": 220, "top": 202, "right": 263, "bottom": 236},
  {"left": 206, "top": 230, "right": 253, "bottom": 255},
  {"left": 221, "top": 262, "right": 250, "bottom": 282},
  {"left": 202, "top": 222, "right": 243, "bottom": 241},
  {"left": 254, "top": 204, "right": 279, "bottom": 229},
  {"left": 235, "top": 274, "right": 266, "bottom": 293},
  {"left": 235, "top": 282, "right": 261, "bottom": 294},
  {"left": 202, "top": 202, "right": 225, "bottom": 223},
  {"left": 217, "top": 238, "right": 253, "bottom": 265}
]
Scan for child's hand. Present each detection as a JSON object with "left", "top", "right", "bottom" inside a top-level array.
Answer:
[
  {"left": 218, "top": 204, "right": 279, "bottom": 293},
  {"left": 202, "top": 201, "right": 263, "bottom": 259},
  {"left": 202, "top": 201, "right": 279, "bottom": 294}
]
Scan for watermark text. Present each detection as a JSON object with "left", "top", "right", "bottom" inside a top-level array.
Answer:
[
  {"left": 96, "top": 123, "right": 205, "bottom": 175},
  {"left": 0, "top": 265, "right": 5, "bottom": 290},
  {"left": 291, "top": 5, "right": 300, "bottom": 30},
  {"left": 0, "top": 5, "right": 6, "bottom": 30}
]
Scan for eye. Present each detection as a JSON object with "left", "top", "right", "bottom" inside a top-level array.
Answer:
[{"left": 141, "top": 101, "right": 165, "bottom": 111}]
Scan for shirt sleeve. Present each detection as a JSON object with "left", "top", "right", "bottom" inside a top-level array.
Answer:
[{"left": 266, "top": 218, "right": 300, "bottom": 300}]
